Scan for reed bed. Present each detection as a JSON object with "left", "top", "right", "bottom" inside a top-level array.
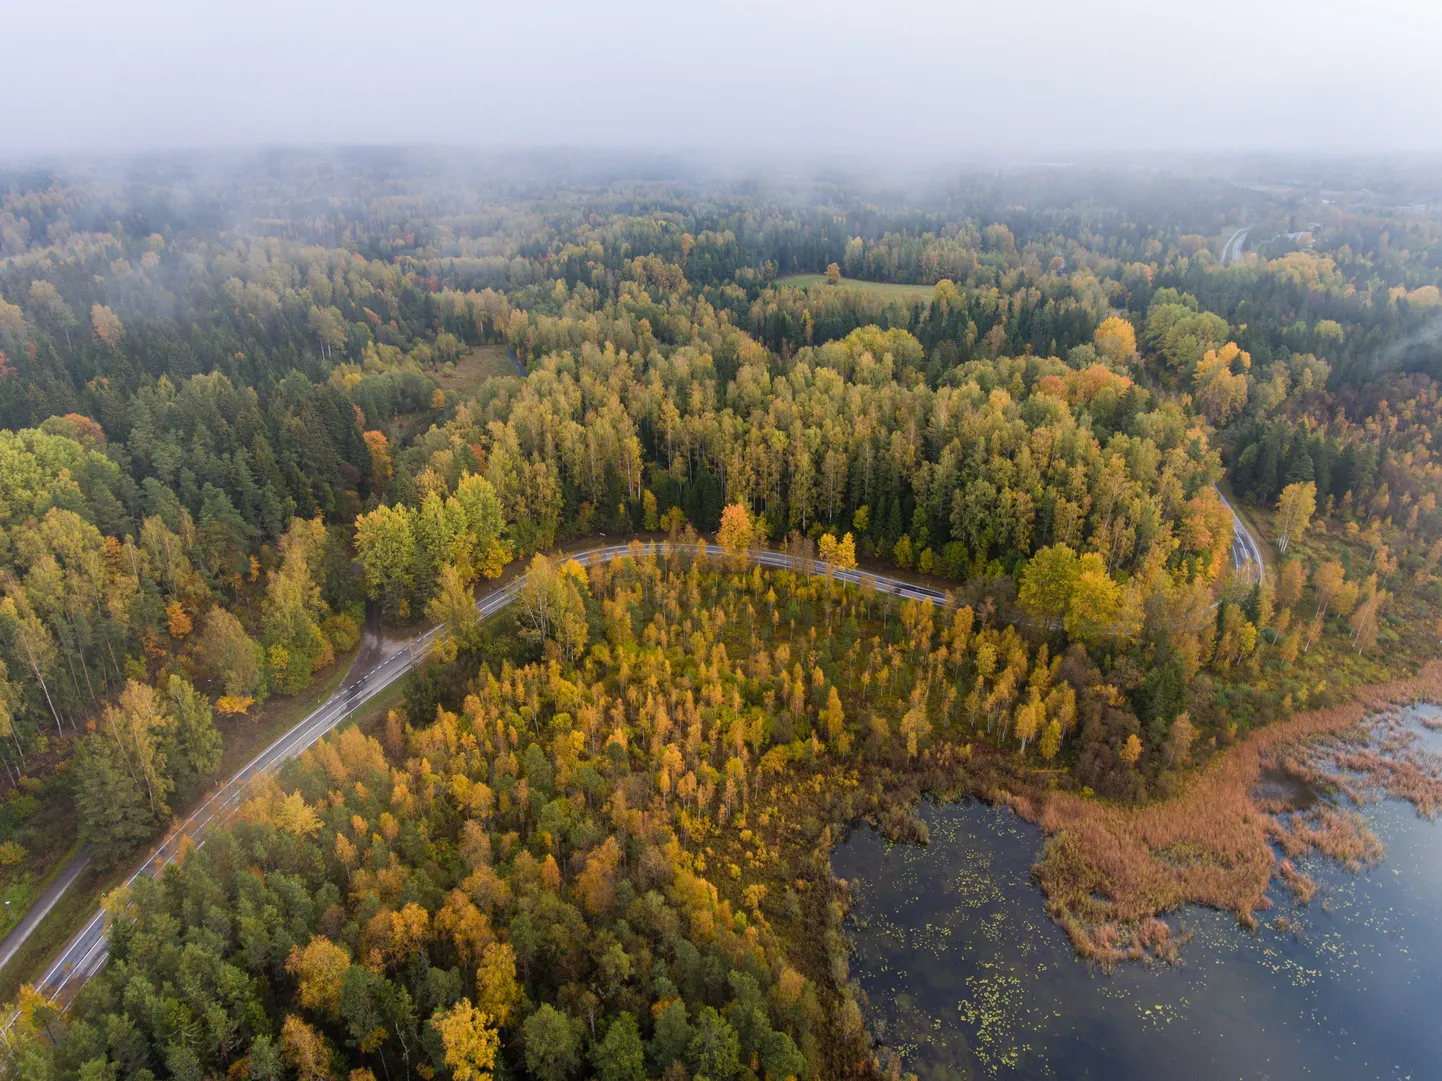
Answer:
[
  {"left": 1001, "top": 661, "right": 1442, "bottom": 965},
  {"left": 1275, "top": 859, "right": 1317, "bottom": 905}
]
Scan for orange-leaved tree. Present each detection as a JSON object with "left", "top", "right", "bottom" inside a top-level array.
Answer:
[{"left": 717, "top": 503, "right": 753, "bottom": 568}]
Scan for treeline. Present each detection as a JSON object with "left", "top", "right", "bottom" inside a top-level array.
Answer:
[
  {"left": 0, "top": 545, "right": 1200, "bottom": 1081},
  {"left": 15, "top": 517, "right": 1426, "bottom": 1079},
  {"left": 351, "top": 319, "right": 1235, "bottom": 612},
  {"left": 0, "top": 402, "right": 367, "bottom": 730},
  {"left": 1232, "top": 372, "right": 1440, "bottom": 535},
  {"left": 0, "top": 416, "right": 364, "bottom": 858},
  {"left": 0, "top": 154, "right": 1437, "bottom": 973}
]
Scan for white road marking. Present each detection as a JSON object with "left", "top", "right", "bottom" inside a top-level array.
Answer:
[{"left": 31, "top": 528, "right": 1259, "bottom": 1010}]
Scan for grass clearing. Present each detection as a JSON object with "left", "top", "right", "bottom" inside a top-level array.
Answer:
[
  {"left": 436, "top": 344, "right": 520, "bottom": 394},
  {"left": 0, "top": 771, "right": 85, "bottom": 939},
  {"left": 772, "top": 274, "right": 936, "bottom": 302}
]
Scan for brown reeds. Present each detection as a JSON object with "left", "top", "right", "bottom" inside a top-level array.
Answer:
[
  {"left": 1269, "top": 808, "right": 1384, "bottom": 873},
  {"left": 1002, "top": 661, "right": 1442, "bottom": 964},
  {"left": 1275, "top": 859, "right": 1317, "bottom": 904},
  {"left": 1329, "top": 707, "right": 1442, "bottom": 817}
]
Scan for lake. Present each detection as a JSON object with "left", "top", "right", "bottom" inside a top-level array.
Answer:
[{"left": 831, "top": 706, "right": 1442, "bottom": 1081}]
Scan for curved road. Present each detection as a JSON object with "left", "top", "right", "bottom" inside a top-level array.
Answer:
[
  {"left": 26, "top": 511, "right": 1263, "bottom": 1007},
  {"left": 26, "top": 543, "right": 950, "bottom": 1008},
  {"left": 1221, "top": 226, "right": 1250, "bottom": 264},
  {"left": 1217, "top": 488, "right": 1265, "bottom": 585}
]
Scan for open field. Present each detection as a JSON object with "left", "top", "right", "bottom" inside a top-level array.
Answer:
[
  {"left": 773, "top": 274, "right": 936, "bottom": 301},
  {"left": 435, "top": 344, "right": 520, "bottom": 393}
]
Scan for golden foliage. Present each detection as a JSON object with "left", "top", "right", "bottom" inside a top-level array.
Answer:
[
  {"left": 281, "top": 1016, "right": 334, "bottom": 1081},
  {"left": 286, "top": 936, "right": 352, "bottom": 1018},
  {"left": 274, "top": 791, "right": 323, "bottom": 838},
  {"left": 432, "top": 998, "right": 499, "bottom": 1081}
]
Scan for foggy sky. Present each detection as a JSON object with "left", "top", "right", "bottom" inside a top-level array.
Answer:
[{"left": 5, "top": 0, "right": 1442, "bottom": 158}]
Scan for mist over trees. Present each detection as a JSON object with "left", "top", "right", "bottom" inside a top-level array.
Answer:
[{"left": 0, "top": 150, "right": 1440, "bottom": 1079}]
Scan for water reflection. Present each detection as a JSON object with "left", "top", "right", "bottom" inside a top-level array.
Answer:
[{"left": 832, "top": 706, "right": 1442, "bottom": 1081}]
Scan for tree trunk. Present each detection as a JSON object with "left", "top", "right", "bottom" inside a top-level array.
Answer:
[{"left": 25, "top": 653, "right": 63, "bottom": 735}]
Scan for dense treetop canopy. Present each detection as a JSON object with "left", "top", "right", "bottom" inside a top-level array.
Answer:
[{"left": 0, "top": 154, "right": 1438, "bottom": 1080}]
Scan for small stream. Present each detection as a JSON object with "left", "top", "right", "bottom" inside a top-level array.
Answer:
[{"left": 832, "top": 706, "right": 1442, "bottom": 1081}]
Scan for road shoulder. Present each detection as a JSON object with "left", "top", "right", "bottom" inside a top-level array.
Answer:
[{"left": 0, "top": 848, "right": 92, "bottom": 975}]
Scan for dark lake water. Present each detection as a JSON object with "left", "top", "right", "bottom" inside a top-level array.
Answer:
[{"left": 831, "top": 706, "right": 1442, "bottom": 1081}]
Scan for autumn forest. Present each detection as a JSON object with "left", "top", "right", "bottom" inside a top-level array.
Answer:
[{"left": 0, "top": 152, "right": 1439, "bottom": 1081}]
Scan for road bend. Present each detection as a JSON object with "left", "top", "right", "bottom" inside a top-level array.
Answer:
[
  {"left": 25, "top": 544, "right": 945, "bottom": 1008},
  {"left": 28, "top": 518, "right": 1259, "bottom": 1007},
  {"left": 1222, "top": 226, "right": 1250, "bottom": 264},
  {"left": 1216, "top": 488, "right": 1266, "bottom": 586}
]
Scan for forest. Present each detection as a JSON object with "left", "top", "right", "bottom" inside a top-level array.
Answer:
[{"left": 0, "top": 152, "right": 1439, "bottom": 1079}]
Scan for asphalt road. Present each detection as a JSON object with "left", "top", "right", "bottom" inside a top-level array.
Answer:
[
  {"left": 26, "top": 516, "right": 1257, "bottom": 1007},
  {"left": 0, "top": 848, "right": 92, "bottom": 974},
  {"left": 26, "top": 543, "right": 948, "bottom": 1008},
  {"left": 1221, "top": 226, "right": 1251, "bottom": 264},
  {"left": 1217, "top": 488, "right": 1266, "bottom": 585}
]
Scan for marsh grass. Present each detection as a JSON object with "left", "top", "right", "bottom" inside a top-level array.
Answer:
[
  {"left": 1275, "top": 859, "right": 1317, "bottom": 904},
  {"left": 1268, "top": 808, "right": 1384, "bottom": 873},
  {"left": 1001, "top": 661, "right": 1442, "bottom": 966}
]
